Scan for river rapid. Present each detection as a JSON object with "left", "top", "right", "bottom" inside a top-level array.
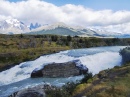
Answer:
[{"left": 0, "top": 46, "right": 125, "bottom": 97}]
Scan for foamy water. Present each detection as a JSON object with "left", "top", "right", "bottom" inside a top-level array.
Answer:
[{"left": 0, "top": 46, "right": 125, "bottom": 97}]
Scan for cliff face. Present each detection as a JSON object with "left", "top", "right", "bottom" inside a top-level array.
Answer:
[{"left": 31, "top": 60, "right": 88, "bottom": 78}]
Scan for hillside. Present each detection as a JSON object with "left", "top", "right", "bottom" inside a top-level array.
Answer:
[
  {"left": 71, "top": 47, "right": 130, "bottom": 97},
  {"left": 29, "top": 27, "right": 82, "bottom": 36},
  {"left": 72, "top": 64, "right": 130, "bottom": 97},
  {"left": 72, "top": 47, "right": 130, "bottom": 97}
]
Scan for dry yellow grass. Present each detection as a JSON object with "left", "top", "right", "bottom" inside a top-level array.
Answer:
[{"left": 72, "top": 83, "right": 91, "bottom": 96}]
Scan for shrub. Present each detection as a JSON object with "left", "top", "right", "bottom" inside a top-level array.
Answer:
[
  {"left": 46, "top": 82, "right": 78, "bottom": 97},
  {"left": 80, "top": 72, "right": 93, "bottom": 83}
]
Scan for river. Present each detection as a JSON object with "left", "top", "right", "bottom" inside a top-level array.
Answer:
[{"left": 0, "top": 46, "right": 125, "bottom": 97}]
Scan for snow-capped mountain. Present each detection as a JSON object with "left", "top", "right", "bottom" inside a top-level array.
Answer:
[
  {"left": 0, "top": 19, "right": 30, "bottom": 34},
  {"left": 31, "top": 22, "right": 90, "bottom": 32},
  {"left": 29, "top": 22, "right": 98, "bottom": 36}
]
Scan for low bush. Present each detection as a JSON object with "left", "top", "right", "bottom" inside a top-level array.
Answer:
[{"left": 80, "top": 72, "right": 93, "bottom": 83}]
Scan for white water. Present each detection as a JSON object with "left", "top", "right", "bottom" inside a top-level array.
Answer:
[{"left": 0, "top": 46, "right": 125, "bottom": 97}]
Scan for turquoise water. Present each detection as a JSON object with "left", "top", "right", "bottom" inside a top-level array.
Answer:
[{"left": 0, "top": 46, "right": 125, "bottom": 97}]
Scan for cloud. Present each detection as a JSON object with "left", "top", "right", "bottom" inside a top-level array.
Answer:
[
  {"left": 0, "top": 0, "right": 130, "bottom": 31},
  {"left": 99, "top": 23, "right": 130, "bottom": 34}
]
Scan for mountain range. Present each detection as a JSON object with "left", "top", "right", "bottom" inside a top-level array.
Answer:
[{"left": 0, "top": 18, "right": 129, "bottom": 38}]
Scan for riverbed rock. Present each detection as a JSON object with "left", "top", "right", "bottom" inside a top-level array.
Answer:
[
  {"left": 31, "top": 60, "right": 88, "bottom": 78},
  {"left": 9, "top": 85, "right": 46, "bottom": 97}
]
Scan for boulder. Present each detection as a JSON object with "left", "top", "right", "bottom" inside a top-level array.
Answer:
[
  {"left": 31, "top": 68, "right": 43, "bottom": 78},
  {"left": 31, "top": 60, "right": 88, "bottom": 78},
  {"left": 9, "top": 85, "right": 45, "bottom": 97}
]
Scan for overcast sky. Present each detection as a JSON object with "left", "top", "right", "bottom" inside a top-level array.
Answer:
[{"left": 1, "top": 0, "right": 130, "bottom": 33}]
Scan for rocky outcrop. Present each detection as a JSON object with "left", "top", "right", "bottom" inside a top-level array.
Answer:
[
  {"left": 31, "top": 60, "right": 88, "bottom": 78},
  {"left": 9, "top": 85, "right": 45, "bottom": 97},
  {"left": 119, "top": 47, "right": 130, "bottom": 64}
]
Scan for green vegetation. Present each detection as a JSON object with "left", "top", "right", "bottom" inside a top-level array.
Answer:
[
  {"left": 1, "top": 34, "right": 130, "bottom": 71},
  {"left": 80, "top": 72, "right": 93, "bottom": 84},
  {"left": 0, "top": 34, "right": 69, "bottom": 71},
  {"left": 46, "top": 82, "right": 78, "bottom": 97}
]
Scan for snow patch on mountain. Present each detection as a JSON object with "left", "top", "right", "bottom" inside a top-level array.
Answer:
[
  {"left": 30, "top": 22, "right": 97, "bottom": 36},
  {"left": 31, "top": 22, "right": 69, "bottom": 31},
  {"left": 31, "top": 22, "right": 86, "bottom": 31},
  {"left": 0, "top": 19, "right": 30, "bottom": 34}
]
